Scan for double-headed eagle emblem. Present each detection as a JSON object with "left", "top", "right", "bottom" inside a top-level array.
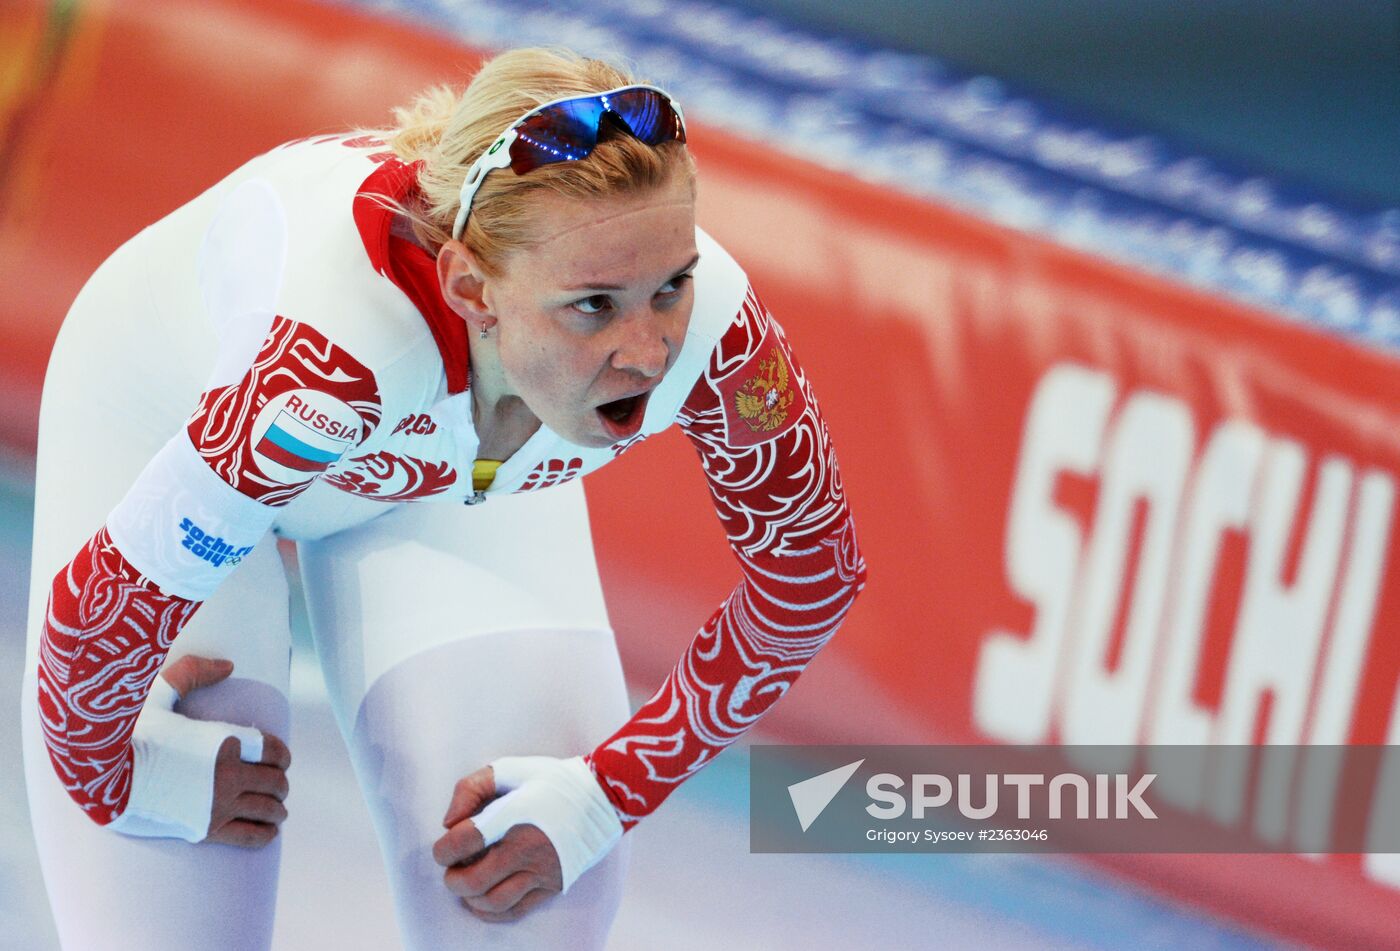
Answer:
[{"left": 734, "top": 347, "right": 795, "bottom": 433}]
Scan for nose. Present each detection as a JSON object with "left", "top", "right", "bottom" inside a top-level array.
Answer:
[{"left": 610, "top": 307, "right": 673, "bottom": 379}]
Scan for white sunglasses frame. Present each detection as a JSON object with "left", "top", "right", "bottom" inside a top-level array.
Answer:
[{"left": 449, "top": 84, "right": 685, "bottom": 241}]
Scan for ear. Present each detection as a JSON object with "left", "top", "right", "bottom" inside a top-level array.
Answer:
[{"left": 436, "top": 240, "right": 495, "bottom": 334}]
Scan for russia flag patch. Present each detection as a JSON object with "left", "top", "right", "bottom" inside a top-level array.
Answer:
[{"left": 254, "top": 400, "right": 357, "bottom": 474}]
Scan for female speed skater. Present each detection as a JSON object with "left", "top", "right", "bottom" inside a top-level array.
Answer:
[{"left": 21, "top": 46, "right": 865, "bottom": 950}]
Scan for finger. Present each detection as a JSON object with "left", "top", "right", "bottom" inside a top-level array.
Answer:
[
  {"left": 433, "top": 818, "right": 487, "bottom": 868},
  {"left": 215, "top": 735, "right": 243, "bottom": 767},
  {"left": 235, "top": 762, "right": 290, "bottom": 801},
  {"left": 441, "top": 837, "right": 519, "bottom": 898},
  {"left": 231, "top": 792, "right": 288, "bottom": 826},
  {"left": 465, "top": 886, "right": 554, "bottom": 923},
  {"left": 206, "top": 819, "right": 278, "bottom": 849},
  {"left": 442, "top": 767, "right": 495, "bottom": 828},
  {"left": 463, "top": 869, "right": 537, "bottom": 914},
  {"left": 259, "top": 732, "right": 291, "bottom": 769},
  {"left": 161, "top": 655, "right": 235, "bottom": 697}
]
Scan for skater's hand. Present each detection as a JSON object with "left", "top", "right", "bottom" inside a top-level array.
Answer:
[
  {"left": 432, "top": 766, "right": 563, "bottom": 922},
  {"left": 160, "top": 656, "right": 291, "bottom": 848}
]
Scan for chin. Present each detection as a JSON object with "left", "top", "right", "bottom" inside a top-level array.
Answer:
[
  {"left": 547, "top": 417, "right": 613, "bottom": 450},
  {"left": 573, "top": 428, "right": 619, "bottom": 450}
]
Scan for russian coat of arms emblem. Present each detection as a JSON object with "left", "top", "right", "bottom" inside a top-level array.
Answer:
[{"left": 733, "top": 347, "right": 795, "bottom": 433}]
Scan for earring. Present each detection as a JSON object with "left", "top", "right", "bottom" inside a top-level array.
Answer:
[{"left": 479, "top": 326, "right": 489, "bottom": 339}]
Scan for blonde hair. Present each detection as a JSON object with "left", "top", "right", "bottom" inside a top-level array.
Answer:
[{"left": 386, "top": 47, "right": 695, "bottom": 274}]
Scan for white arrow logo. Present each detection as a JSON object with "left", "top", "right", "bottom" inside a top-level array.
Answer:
[{"left": 787, "top": 759, "right": 864, "bottom": 832}]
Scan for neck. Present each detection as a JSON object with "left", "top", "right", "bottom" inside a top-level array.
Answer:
[{"left": 467, "top": 337, "right": 540, "bottom": 460}]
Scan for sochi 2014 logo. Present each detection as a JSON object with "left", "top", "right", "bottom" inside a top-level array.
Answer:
[{"left": 178, "top": 517, "right": 254, "bottom": 569}]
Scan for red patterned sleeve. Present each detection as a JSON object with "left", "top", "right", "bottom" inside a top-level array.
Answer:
[
  {"left": 38, "top": 316, "right": 381, "bottom": 825},
  {"left": 37, "top": 530, "right": 199, "bottom": 824},
  {"left": 584, "top": 287, "right": 867, "bottom": 828}
]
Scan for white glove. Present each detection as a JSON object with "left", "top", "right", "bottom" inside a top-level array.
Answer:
[
  {"left": 106, "top": 676, "right": 264, "bottom": 842},
  {"left": 472, "top": 755, "right": 624, "bottom": 892}
]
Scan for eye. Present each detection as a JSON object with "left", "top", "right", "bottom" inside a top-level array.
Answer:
[
  {"left": 572, "top": 294, "right": 613, "bottom": 316},
  {"left": 657, "top": 273, "right": 693, "bottom": 297}
]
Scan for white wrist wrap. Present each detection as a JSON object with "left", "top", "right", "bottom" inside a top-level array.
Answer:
[
  {"left": 107, "top": 677, "right": 264, "bottom": 842},
  {"left": 473, "top": 755, "right": 624, "bottom": 893}
]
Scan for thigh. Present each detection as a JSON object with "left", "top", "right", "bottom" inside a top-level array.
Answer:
[
  {"left": 21, "top": 252, "right": 292, "bottom": 951},
  {"left": 299, "top": 482, "right": 632, "bottom": 950}
]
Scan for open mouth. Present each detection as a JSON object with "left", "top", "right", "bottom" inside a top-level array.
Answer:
[{"left": 596, "top": 391, "right": 650, "bottom": 438}]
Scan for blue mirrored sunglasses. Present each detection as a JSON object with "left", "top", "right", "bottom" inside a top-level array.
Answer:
[{"left": 451, "top": 84, "right": 687, "bottom": 240}]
